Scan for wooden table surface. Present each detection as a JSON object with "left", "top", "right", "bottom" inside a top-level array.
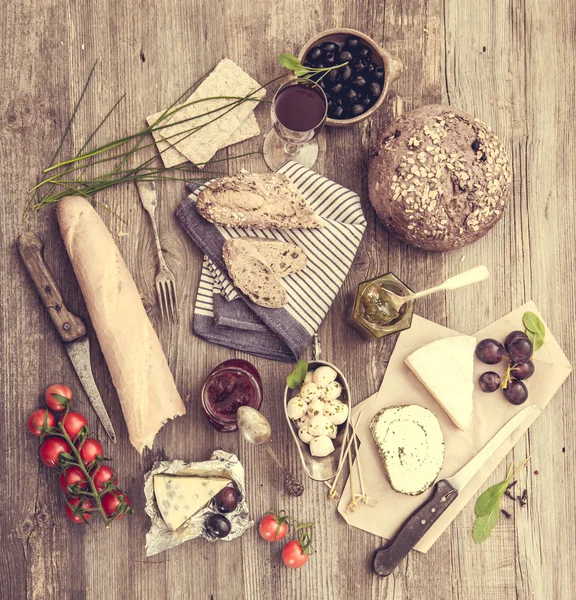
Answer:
[{"left": 1, "top": 1, "right": 574, "bottom": 599}]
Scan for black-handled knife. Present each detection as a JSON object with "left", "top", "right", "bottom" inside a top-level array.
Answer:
[{"left": 372, "top": 405, "right": 537, "bottom": 576}]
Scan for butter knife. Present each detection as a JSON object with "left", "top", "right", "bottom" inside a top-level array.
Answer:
[
  {"left": 18, "top": 233, "right": 117, "bottom": 442},
  {"left": 372, "top": 405, "right": 537, "bottom": 576}
]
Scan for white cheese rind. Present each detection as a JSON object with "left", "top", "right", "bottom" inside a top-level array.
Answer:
[
  {"left": 153, "top": 475, "right": 231, "bottom": 531},
  {"left": 405, "top": 335, "right": 476, "bottom": 430},
  {"left": 370, "top": 405, "right": 445, "bottom": 496}
]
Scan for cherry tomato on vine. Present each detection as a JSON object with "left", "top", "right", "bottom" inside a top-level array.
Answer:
[
  {"left": 59, "top": 412, "right": 88, "bottom": 441},
  {"left": 45, "top": 384, "right": 73, "bottom": 412},
  {"left": 27, "top": 409, "right": 55, "bottom": 436},
  {"left": 65, "top": 496, "right": 94, "bottom": 523},
  {"left": 58, "top": 466, "right": 88, "bottom": 494},
  {"left": 39, "top": 437, "right": 71, "bottom": 468},
  {"left": 281, "top": 540, "right": 309, "bottom": 569},
  {"left": 101, "top": 490, "right": 131, "bottom": 520},
  {"left": 78, "top": 438, "right": 103, "bottom": 466},
  {"left": 258, "top": 513, "right": 289, "bottom": 542},
  {"left": 91, "top": 464, "right": 117, "bottom": 492}
]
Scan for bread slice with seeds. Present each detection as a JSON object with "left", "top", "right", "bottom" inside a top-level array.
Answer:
[
  {"left": 222, "top": 238, "right": 287, "bottom": 308},
  {"left": 236, "top": 239, "right": 307, "bottom": 277}
]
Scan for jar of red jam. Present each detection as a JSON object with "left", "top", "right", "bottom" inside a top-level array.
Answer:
[{"left": 201, "top": 359, "right": 263, "bottom": 432}]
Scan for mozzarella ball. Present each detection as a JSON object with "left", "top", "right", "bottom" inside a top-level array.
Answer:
[
  {"left": 323, "top": 399, "right": 349, "bottom": 425},
  {"left": 322, "top": 380, "right": 343, "bottom": 401},
  {"left": 308, "top": 415, "right": 334, "bottom": 437},
  {"left": 310, "top": 435, "right": 335, "bottom": 457},
  {"left": 296, "top": 414, "right": 311, "bottom": 428},
  {"left": 286, "top": 397, "right": 307, "bottom": 420},
  {"left": 300, "top": 382, "right": 323, "bottom": 403},
  {"left": 307, "top": 399, "right": 325, "bottom": 418},
  {"left": 303, "top": 370, "right": 315, "bottom": 384},
  {"left": 313, "top": 366, "right": 338, "bottom": 387},
  {"left": 325, "top": 423, "right": 338, "bottom": 440},
  {"left": 298, "top": 425, "right": 314, "bottom": 444}
]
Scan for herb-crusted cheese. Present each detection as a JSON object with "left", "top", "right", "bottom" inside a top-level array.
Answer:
[
  {"left": 370, "top": 405, "right": 445, "bottom": 496},
  {"left": 153, "top": 475, "right": 231, "bottom": 531},
  {"left": 405, "top": 335, "right": 476, "bottom": 430}
]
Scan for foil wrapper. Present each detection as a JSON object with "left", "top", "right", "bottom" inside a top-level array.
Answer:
[{"left": 144, "top": 449, "right": 253, "bottom": 556}]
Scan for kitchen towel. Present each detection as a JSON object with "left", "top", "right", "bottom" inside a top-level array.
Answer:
[{"left": 175, "top": 161, "right": 367, "bottom": 362}]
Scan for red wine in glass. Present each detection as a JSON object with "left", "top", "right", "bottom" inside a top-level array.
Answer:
[{"left": 274, "top": 83, "right": 327, "bottom": 133}]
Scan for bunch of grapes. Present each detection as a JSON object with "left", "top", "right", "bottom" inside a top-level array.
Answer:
[{"left": 475, "top": 331, "right": 534, "bottom": 405}]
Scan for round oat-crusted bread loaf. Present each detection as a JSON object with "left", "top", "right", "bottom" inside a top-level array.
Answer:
[{"left": 368, "top": 105, "right": 512, "bottom": 251}]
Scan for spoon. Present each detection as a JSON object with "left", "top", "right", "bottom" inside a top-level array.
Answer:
[
  {"left": 383, "top": 265, "right": 489, "bottom": 312},
  {"left": 237, "top": 406, "right": 304, "bottom": 496}
]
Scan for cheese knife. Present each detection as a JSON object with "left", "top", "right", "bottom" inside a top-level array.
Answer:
[
  {"left": 18, "top": 232, "right": 117, "bottom": 442},
  {"left": 372, "top": 405, "right": 537, "bottom": 576}
]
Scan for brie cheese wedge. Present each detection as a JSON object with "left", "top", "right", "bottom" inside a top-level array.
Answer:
[
  {"left": 405, "top": 335, "right": 476, "bottom": 430},
  {"left": 370, "top": 405, "right": 445, "bottom": 495},
  {"left": 154, "top": 475, "right": 231, "bottom": 531}
]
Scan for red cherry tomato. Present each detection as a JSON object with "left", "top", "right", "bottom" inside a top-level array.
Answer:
[
  {"left": 58, "top": 466, "right": 88, "bottom": 494},
  {"left": 65, "top": 496, "right": 94, "bottom": 523},
  {"left": 101, "top": 490, "right": 131, "bottom": 520},
  {"left": 258, "top": 514, "right": 288, "bottom": 542},
  {"left": 77, "top": 438, "right": 103, "bottom": 466},
  {"left": 91, "top": 464, "right": 117, "bottom": 492},
  {"left": 281, "top": 540, "right": 309, "bottom": 569},
  {"left": 27, "top": 409, "right": 56, "bottom": 436},
  {"left": 39, "top": 437, "right": 71, "bottom": 468},
  {"left": 45, "top": 384, "right": 73, "bottom": 412},
  {"left": 59, "top": 412, "right": 88, "bottom": 441}
]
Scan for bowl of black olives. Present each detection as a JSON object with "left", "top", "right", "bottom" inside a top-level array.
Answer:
[{"left": 298, "top": 28, "right": 403, "bottom": 126}]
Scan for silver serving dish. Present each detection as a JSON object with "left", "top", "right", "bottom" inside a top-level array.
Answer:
[{"left": 284, "top": 349, "right": 351, "bottom": 482}]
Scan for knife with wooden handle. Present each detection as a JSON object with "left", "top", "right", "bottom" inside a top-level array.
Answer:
[
  {"left": 18, "top": 232, "right": 117, "bottom": 442},
  {"left": 372, "top": 405, "right": 537, "bottom": 576}
]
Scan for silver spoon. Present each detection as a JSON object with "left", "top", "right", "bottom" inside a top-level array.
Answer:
[{"left": 237, "top": 406, "right": 304, "bottom": 496}]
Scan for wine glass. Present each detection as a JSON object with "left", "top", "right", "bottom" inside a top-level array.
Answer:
[{"left": 263, "top": 78, "right": 328, "bottom": 171}]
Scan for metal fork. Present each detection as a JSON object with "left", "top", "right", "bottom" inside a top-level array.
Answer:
[{"left": 136, "top": 181, "right": 178, "bottom": 322}]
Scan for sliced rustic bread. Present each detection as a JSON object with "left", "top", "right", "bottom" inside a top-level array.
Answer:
[
  {"left": 222, "top": 238, "right": 287, "bottom": 308},
  {"left": 197, "top": 172, "right": 323, "bottom": 229},
  {"left": 231, "top": 238, "right": 307, "bottom": 277}
]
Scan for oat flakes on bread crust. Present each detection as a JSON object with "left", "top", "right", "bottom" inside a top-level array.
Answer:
[
  {"left": 196, "top": 172, "right": 323, "bottom": 230},
  {"left": 368, "top": 105, "right": 512, "bottom": 251}
]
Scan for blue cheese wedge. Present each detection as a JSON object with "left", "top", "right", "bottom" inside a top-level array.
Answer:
[
  {"left": 154, "top": 475, "right": 231, "bottom": 531},
  {"left": 370, "top": 405, "right": 445, "bottom": 496},
  {"left": 404, "top": 335, "right": 476, "bottom": 430}
]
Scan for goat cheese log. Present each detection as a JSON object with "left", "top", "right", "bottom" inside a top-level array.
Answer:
[{"left": 57, "top": 196, "right": 186, "bottom": 453}]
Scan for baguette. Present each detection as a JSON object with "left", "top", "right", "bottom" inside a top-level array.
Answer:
[
  {"left": 196, "top": 172, "right": 323, "bottom": 229},
  {"left": 225, "top": 238, "right": 307, "bottom": 278},
  {"left": 57, "top": 196, "right": 186, "bottom": 453}
]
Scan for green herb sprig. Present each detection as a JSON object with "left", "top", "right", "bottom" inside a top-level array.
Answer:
[
  {"left": 523, "top": 311, "right": 546, "bottom": 353},
  {"left": 472, "top": 453, "right": 533, "bottom": 543},
  {"left": 286, "top": 359, "right": 309, "bottom": 389},
  {"left": 278, "top": 53, "right": 348, "bottom": 81}
]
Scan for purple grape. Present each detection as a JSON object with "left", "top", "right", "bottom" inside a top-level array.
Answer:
[
  {"left": 475, "top": 339, "right": 505, "bottom": 365},
  {"left": 503, "top": 379, "right": 528, "bottom": 405},
  {"left": 510, "top": 360, "right": 535, "bottom": 380},
  {"left": 479, "top": 372, "right": 501, "bottom": 393},
  {"left": 507, "top": 337, "right": 533, "bottom": 364},
  {"left": 504, "top": 330, "right": 529, "bottom": 351},
  {"left": 213, "top": 486, "right": 240, "bottom": 513}
]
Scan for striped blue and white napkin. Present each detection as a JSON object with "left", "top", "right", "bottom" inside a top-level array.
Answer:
[{"left": 175, "top": 161, "right": 367, "bottom": 362}]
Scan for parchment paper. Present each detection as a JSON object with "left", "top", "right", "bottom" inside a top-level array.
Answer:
[{"left": 338, "top": 302, "right": 572, "bottom": 552}]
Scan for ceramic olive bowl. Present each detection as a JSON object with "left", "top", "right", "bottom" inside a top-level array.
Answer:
[{"left": 298, "top": 28, "right": 403, "bottom": 127}]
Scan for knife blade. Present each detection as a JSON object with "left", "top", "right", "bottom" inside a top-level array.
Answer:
[
  {"left": 17, "top": 232, "right": 117, "bottom": 442},
  {"left": 372, "top": 405, "right": 538, "bottom": 577}
]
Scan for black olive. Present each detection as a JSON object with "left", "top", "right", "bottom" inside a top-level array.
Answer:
[
  {"left": 361, "top": 95, "right": 372, "bottom": 107},
  {"left": 323, "top": 52, "right": 336, "bottom": 67},
  {"left": 340, "top": 64, "right": 353, "bottom": 81},
  {"left": 328, "top": 104, "right": 344, "bottom": 119},
  {"left": 364, "top": 62, "right": 376, "bottom": 78},
  {"left": 327, "top": 68, "right": 341, "bottom": 84},
  {"left": 350, "top": 103, "right": 366, "bottom": 117},
  {"left": 317, "top": 79, "right": 326, "bottom": 90},
  {"left": 306, "top": 46, "right": 323, "bottom": 64},
  {"left": 343, "top": 88, "right": 358, "bottom": 104},
  {"left": 367, "top": 81, "right": 382, "bottom": 98},
  {"left": 329, "top": 82, "right": 343, "bottom": 95},
  {"left": 346, "top": 36, "right": 361, "bottom": 50},
  {"left": 372, "top": 67, "right": 385, "bottom": 82},
  {"left": 357, "top": 46, "right": 372, "bottom": 60},
  {"left": 320, "top": 41, "right": 339, "bottom": 54},
  {"left": 351, "top": 75, "right": 367, "bottom": 89},
  {"left": 353, "top": 59, "right": 368, "bottom": 72},
  {"left": 338, "top": 50, "right": 354, "bottom": 63}
]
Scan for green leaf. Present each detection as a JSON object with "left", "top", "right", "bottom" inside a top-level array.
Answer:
[
  {"left": 294, "top": 68, "right": 309, "bottom": 77},
  {"left": 472, "top": 503, "right": 501, "bottom": 543},
  {"left": 523, "top": 312, "right": 545, "bottom": 337},
  {"left": 278, "top": 53, "right": 303, "bottom": 71},
  {"left": 474, "top": 481, "right": 508, "bottom": 516},
  {"left": 526, "top": 330, "right": 544, "bottom": 352},
  {"left": 286, "top": 359, "right": 308, "bottom": 389}
]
